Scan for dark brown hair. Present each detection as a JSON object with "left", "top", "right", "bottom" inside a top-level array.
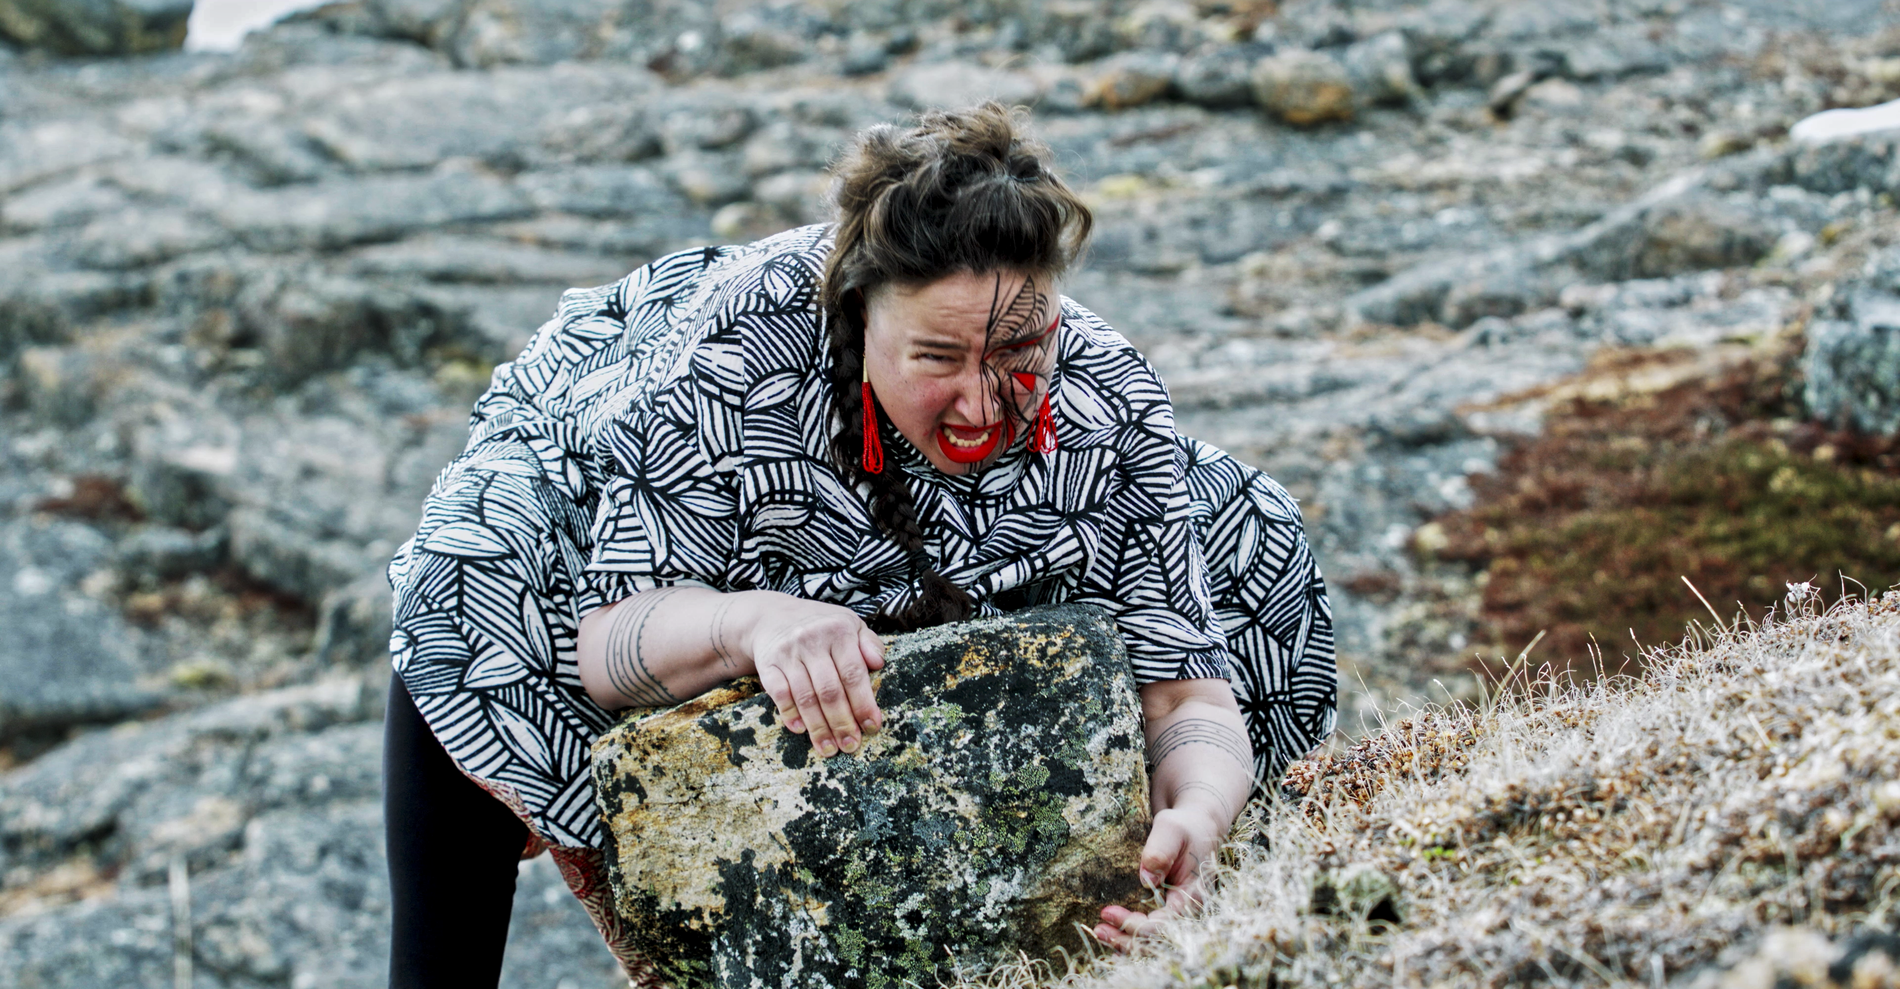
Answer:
[{"left": 821, "top": 102, "right": 1094, "bottom": 633}]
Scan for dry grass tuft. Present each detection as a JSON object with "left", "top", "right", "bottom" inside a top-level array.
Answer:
[{"left": 947, "top": 593, "right": 1900, "bottom": 989}]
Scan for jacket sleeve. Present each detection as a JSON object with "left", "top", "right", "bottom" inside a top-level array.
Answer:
[{"left": 1066, "top": 362, "right": 1232, "bottom": 684}]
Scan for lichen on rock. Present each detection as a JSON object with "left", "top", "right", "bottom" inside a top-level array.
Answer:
[{"left": 590, "top": 604, "right": 1151, "bottom": 989}]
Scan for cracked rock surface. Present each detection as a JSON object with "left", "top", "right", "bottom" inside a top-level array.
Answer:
[{"left": 594, "top": 605, "right": 1148, "bottom": 989}]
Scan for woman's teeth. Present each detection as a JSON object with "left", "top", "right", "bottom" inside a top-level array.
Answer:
[{"left": 942, "top": 426, "right": 994, "bottom": 447}]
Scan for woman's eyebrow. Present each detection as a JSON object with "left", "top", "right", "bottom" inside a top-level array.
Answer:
[{"left": 912, "top": 335, "right": 968, "bottom": 352}]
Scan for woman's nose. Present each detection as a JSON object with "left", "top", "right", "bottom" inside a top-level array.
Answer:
[{"left": 952, "top": 367, "right": 1003, "bottom": 424}]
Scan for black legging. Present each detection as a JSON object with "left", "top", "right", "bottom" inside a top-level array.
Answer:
[{"left": 383, "top": 673, "right": 530, "bottom": 988}]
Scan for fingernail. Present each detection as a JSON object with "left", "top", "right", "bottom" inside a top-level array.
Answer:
[
  {"left": 819, "top": 739, "right": 836, "bottom": 756},
  {"left": 788, "top": 718, "right": 804, "bottom": 732},
  {"left": 840, "top": 736, "right": 858, "bottom": 753},
  {"left": 861, "top": 718, "right": 877, "bottom": 734},
  {"left": 1139, "top": 868, "right": 1158, "bottom": 889}
]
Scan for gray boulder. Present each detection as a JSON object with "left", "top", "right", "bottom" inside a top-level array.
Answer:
[
  {"left": 0, "top": 0, "right": 190, "bottom": 56},
  {"left": 1805, "top": 286, "right": 1900, "bottom": 436},
  {"left": 593, "top": 604, "right": 1150, "bottom": 989}
]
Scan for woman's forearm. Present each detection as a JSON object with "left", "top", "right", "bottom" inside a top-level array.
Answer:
[
  {"left": 576, "top": 587, "right": 764, "bottom": 710},
  {"left": 1141, "top": 683, "right": 1254, "bottom": 822},
  {"left": 576, "top": 587, "right": 887, "bottom": 761}
]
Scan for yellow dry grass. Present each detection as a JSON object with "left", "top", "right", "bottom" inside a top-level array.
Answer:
[{"left": 946, "top": 592, "right": 1900, "bottom": 989}]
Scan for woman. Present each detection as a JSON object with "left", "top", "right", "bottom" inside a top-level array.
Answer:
[{"left": 382, "top": 103, "right": 1336, "bottom": 988}]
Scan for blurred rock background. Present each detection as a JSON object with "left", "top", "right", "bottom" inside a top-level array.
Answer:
[{"left": 0, "top": 0, "right": 1897, "bottom": 985}]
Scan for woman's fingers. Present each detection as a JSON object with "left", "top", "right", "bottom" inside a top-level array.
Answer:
[
  {"left": 832, "top": 639, "right": 881, "bottom": 739},
  {"left": 1139, "top": 812, "right": 1194, "bottom": 892},
  {"left": 781, "top": 661, "right": 834, "bottom": 753},
  {"left": 803, "top": 646, "right": 861, "bottom": 757},
  {"left": 859, "top": 626, "right": 886, "bottom": 671},
  {"left": 756, "top": 664, "right": 804, "bottom": 733},
  {"left": 1093, "top": 905, "right": 1166, "bottom": 952}
]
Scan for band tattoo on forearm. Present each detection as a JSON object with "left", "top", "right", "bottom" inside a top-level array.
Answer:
[
  {"left": 602, "top": 588, "right": 683, "bottom": 708},
  {"left": 709, "top": 596, "right": 738, "bottom": 674},
  {"left": 1146, "top": 717, "right": 1251, "bottom": 771}
]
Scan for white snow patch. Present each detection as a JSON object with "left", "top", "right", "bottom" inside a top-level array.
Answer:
[
  {"left": 1790, "top": 98, "right": 1900, "bottom": 145},
  {"left": 184, "top": 0, "right": 335, "bottom": 52}
]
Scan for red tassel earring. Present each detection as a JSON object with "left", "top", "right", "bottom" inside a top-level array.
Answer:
[
  {"left": 861, "top": 362, "right": 884, "bottom": 474},
  {"left": 1030, "top": 391, "right": 1057, "bottom": 454}
]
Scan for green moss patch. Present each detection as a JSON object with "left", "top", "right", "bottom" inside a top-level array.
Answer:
[{"left": 1426, "top": 346, "right": 1900, "bottom": 670}]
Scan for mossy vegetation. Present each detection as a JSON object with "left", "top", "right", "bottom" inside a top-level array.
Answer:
[{"left": 1423, "top": 346, "right": 1900, "bottom": 672}]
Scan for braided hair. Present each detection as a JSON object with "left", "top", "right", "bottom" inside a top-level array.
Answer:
[{"left": 819, "top": 102, "right": 1093, "bottom": 633}]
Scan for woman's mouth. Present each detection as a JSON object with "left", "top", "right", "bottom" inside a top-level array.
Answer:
[{"left": 936, "top": 421, "right": 1005, "bottom": 463}]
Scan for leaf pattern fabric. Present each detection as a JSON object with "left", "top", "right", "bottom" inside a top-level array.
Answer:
[{"left": 386, "top": 225, "right": 1336, "bottom": 970}]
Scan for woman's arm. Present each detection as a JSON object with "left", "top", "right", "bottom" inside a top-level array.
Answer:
[
  {"left": 576, "top": 587, "right": 887, "bottom": 758},
  {"left": 1095, "top": 677, "right": 1253, "bottom": 950}
]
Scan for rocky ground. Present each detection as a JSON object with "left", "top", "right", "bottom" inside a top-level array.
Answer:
[{"left": 1, "top": 0, "right": 1897, "bottom": 985}]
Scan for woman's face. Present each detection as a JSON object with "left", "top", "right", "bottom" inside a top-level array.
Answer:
[{"left": 863, "top": 269, "right": 1060, "bottom": 475}]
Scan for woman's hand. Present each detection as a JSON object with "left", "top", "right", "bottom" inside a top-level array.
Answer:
[
  {"left": 577, "top": 588, "right": 884, "bottom": 759},
  {"left": 747, "top": 597, "right": 886, "bottom": 757},
  {"left": 1093, "top": 802, "right": 1231, "bottom": 949},
  {"left": 1094, "top": 678, "right": 1253, "bottom": 952}
]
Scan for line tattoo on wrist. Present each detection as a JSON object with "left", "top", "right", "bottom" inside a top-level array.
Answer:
[
  {"left": 1146, "top": 717, "right": 1250, "bottom": 771},
  {"left": 1172, "top": 780, "right": 1237, "bottom": 822},
  {"left": 603, "top": 588, "right": 683, "bottom": 708},
  {"left": 710, "top": 596, "right": 738, "bottom": 674}
]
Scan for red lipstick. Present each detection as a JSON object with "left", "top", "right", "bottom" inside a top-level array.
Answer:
[{"left": 937, "top": 420, "right": 1005, "bottom": 464}]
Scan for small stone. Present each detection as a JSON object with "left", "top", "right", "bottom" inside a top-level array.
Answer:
[
  {"left": 593, "top": 604, "right": 1150, "bottom": 989},
  {"left": 1083, "top": 51, "right": 1181, "bottom": 110},
  {"left": 1698, "top": 130, "right": 1754, "bottom": 160},
  {"left": 1174, "top": 44, "right": 1267, "bottom": 108},
  {"left": 709, "top": 201, "right": 793, "bottom": 243},
  {"left": 1516, "top": 77, "right": 1587, "bottom": 116},
  {"left": 752, "top": 170, "right": 831, "bottom": 226},
  {"left": 663, "top": 151, "right": 752, "bottom": 207},
  {"left": 715, "top": 12, "right": 807, "bottom": 76},
  {"left": 1115, "top": 0, "right": 1206, "bottom": 53},
  {"left": 1341, "top": 31, "right": 1418, "bottom": 106},
  {"left": 1486, "top": 69, "right": 1540, "bottom": 115},
  {"left": 658, "top": 102, "right": 757, "bottom": 155},
  {"left": 1252, "top": 49, "right": 1356, "bottom": 126},
  {"left": 840, "top": 32, "right": 889, "bottom": 76},
  {"left": 1629, "top": 199, "right": 1776, "bottom": 279}
]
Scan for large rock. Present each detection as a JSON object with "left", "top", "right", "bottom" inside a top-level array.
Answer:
[
  {"left": 0, "top": 0, "right": 191, "bottom": 56},
  {"left": 592, "top": 604, "right": 1151, "bottom": 989}
]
